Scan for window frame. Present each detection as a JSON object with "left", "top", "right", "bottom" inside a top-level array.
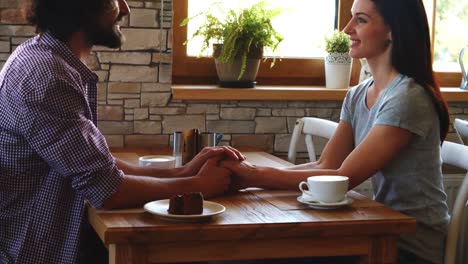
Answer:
[{"left": 172, "top": 0, "right": 461, "bottom": 87}]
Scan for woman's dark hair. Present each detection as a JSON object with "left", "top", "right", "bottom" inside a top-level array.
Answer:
[
  {"left": 372, "top": 0, "right": 450, "bottom": 141},
  {"left": 23, "top": 0, "right": 109, "bottom": 41}
]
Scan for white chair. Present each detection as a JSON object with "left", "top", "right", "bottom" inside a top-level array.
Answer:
[
  {"left": 288, "top": 117, "right": 338, "bottom": 163},
  {"left": 288, "top": 117, "right": 373, "bottom": 198},
  {"left": 448, "top": 119, "right": 468, "bottom": 264},
  {"left": 441, "top": 141, "right": 468, "bottom": 264},
  {"left": 453, "top": 118, "right": 468, "bottom": 145}
]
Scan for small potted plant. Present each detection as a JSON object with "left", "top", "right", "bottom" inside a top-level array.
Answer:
[
  {"left": 324, "top": 30, "right": 352, "bottom": 89},
  {"left": 180, "top": 1, "right": 283, "bottom": 88}
]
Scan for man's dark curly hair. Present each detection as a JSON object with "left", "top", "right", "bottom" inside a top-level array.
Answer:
[{"left": 23, "top": 0, "right": 110, "bottom": 41}]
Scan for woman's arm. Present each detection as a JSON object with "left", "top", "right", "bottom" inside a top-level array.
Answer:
[{"left": 222, "top": 124, "right": 412, "bottom": 191}]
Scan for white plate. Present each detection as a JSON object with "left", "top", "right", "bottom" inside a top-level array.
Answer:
[
  {"left": 144, "top": 199, "right": 225, "bottom": 222},
  {"left": 297, "top": 196, "right": 353, "bottom": 210}
]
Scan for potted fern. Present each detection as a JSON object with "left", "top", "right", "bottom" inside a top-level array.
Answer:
[
  {"left": 324, "top": 30, "right": 352, "bottom": 89},
  {"left": 180, "top": 1, "right": 283, "bottom": 88}
]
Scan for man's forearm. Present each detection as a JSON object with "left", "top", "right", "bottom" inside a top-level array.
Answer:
[{"left": 102, "top": 175, "right": 198, "bottom": 209}]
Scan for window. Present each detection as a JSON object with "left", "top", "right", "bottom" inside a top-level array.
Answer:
[
  {"left": 173, "top": 0, "right": 464, "bottom": 87},
  {"left": 423, "top": 0, "right": 468, "bottom": 72},
  {"left": 173, "top": 0, "right": 354, "bottom": 85},
  {"left": 423, "top": 0, "right": 467, "bottom": 86},
  {"left": 185, "top": 1, "right": 336, "bottom": 59}
]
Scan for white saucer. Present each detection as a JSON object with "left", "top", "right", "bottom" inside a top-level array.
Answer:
[
  {"left": 296, "top": 196, "right": 353, "bottom": 210},
  {"left": 144, "top": 199, "right": 225, "bottom": 222}
]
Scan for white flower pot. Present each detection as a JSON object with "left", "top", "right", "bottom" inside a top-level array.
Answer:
[{"left": 324, "top": 52, "right": 352, "bottom": 89}]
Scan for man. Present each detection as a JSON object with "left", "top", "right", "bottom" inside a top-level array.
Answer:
[{"left": 0, "top": 0, "right": 243, "bottom": 263}]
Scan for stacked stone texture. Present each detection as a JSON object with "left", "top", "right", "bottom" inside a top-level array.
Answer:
[{"left": 0, "top": 0, "right": 466, "bottom": 162}]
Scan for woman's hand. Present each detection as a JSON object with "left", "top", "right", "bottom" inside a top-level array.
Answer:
[
  {"left": 180, "top": 146, "right": 245, "bottom": 177},
  {"left": 220, "top": 159, "right": 258, "bottom": 191},
  {"left": 192, "top": 157, "right": 232, "bottom": 198}
]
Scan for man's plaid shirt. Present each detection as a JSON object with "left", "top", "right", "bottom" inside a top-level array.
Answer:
[{"left": 0, "top": 32, "right": 124, "bottom": 264}]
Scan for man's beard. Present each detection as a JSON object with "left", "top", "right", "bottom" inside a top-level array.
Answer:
[{"left": 84, "top": 19, "right": 125, "bottom": 49}]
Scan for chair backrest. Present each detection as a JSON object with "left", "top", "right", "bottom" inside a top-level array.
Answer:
[
  {"left": 441, "top": 141, "right": 468, "bottom": 264},
  {"left": 288, "top": 117, "right": 338, "bottom": 163},
  {"left": 454, "top": 118, "right": 468, "bottom": 145}
]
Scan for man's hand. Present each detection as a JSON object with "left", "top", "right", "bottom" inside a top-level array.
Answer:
[
  {"left": 220, "top": 159, "right": 257, "bottom": 192},
  {"left": 192, "top": 157, "right": 232, "bottom": 198},
  {"left": 180, "top": 146, "right": 245, "bottom": 177}
]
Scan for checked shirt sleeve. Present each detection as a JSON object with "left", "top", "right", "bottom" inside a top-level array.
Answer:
[{"left": 19, "top": 76, "right": 124, "bottom": 208}]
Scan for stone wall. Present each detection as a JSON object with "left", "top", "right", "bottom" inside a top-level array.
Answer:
[{"left": 1, "top": 0, "right": 467, "bottom": 162}]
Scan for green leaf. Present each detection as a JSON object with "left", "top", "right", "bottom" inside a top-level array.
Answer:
[{"left": 325, "top": 30, "right": 351, "bottom": 53}]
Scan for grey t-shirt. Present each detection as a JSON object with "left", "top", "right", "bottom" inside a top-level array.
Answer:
[{"left": 340, "top": 74, "right": 449, "bottom": 263}]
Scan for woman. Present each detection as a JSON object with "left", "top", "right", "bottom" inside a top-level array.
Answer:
[{"left": 221, "top": 0, "right": 450, "bottom": 263}]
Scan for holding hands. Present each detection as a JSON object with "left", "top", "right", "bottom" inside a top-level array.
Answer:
[
  {"left": 191, "top": 157, "right": 232, "bottom": 198},
  {"left": 185, "top": 146, "right": 249, "bottom": 197},
  {"left": 113, "top": 146, "right": 252, "bottom": 200},
  {"left": 189, "top": 147, "right": 261, "bottom": 194},
  {"left": 180, "top": 146, "right": 246, "bottom": 178},
  {"left": 114, "top": 146, "right": 245, "bottom": 179},
  {"left": 219, "top": 159, "right": 257, "bottom": 191},
  {"left": 188, "top": 147, "right": 259, "bottom": 193}
]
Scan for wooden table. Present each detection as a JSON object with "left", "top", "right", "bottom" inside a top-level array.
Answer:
[{"left": 88, "top": 149, "right": 416, "bottom": 264}]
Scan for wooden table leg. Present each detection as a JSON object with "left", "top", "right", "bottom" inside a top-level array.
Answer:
[
  {"left": 359, "top": 236, "right": 398, "bottom": 264},
  {"left": 109, "top": 244, "right": 149, "bottom": 264}
]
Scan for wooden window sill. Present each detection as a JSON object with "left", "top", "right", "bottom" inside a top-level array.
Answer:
[{"left": 172, "top": 85, "right": 468, "bottom": 102}]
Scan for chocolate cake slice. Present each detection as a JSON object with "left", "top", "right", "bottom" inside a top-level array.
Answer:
[
  {"left": 167, "top": 194, "right": 184, "bottom": 214},
  {"left": 167, "top": 192, "right": 203, "bottom": 215},
  {"left": 182, "top": 192, "right": 204, "bottom": 214}
]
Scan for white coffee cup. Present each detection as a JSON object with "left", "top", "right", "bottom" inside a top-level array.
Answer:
[
  {"left": 298, "top": 175, "right": 349, "bottom": 203},
  {"left": 138, "top": 155, "right": 176, "bottom": 169}
]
